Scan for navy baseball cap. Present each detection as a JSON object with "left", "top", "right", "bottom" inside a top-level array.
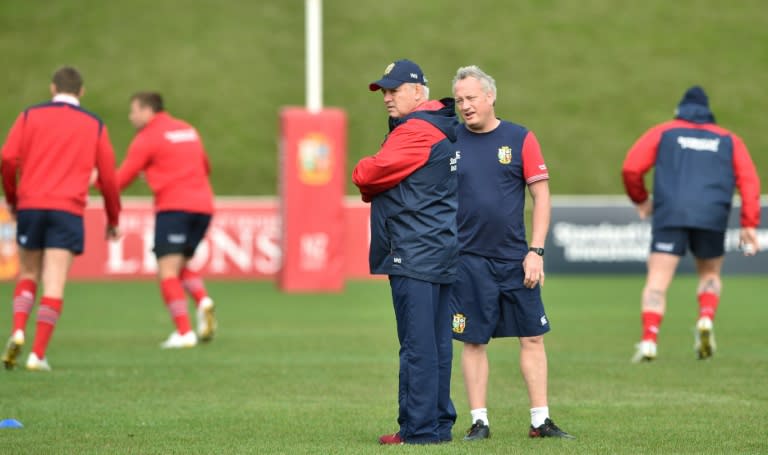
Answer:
[{"left": 369, "top": 59, "right": 428, "bottom": 91}]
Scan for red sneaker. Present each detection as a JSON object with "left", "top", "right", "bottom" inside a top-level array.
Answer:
[{"left": 378, "top": 432, "right": 404, "bottom": 445}]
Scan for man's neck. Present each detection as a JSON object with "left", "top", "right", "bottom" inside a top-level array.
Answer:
[{"left": 52, "top": 93, "right": 80, "bottom": 106}]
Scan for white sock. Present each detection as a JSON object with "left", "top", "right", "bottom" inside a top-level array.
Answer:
[
  {"left": 530, "top": 406, "right": 549, "bottom": 428},
  {"left": 470, "top": 408, "right": 489, "bottom": 426}
]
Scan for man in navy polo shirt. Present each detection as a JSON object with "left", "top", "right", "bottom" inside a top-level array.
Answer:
[
  {"left": 352, "top": 59, "right": 459, "bottom": 445},
  {"left": 622, "top": 86, "right": 761, "bottom": 362},
  {"left": 450, "top": 65, "right": 573, "bottom": 440}
]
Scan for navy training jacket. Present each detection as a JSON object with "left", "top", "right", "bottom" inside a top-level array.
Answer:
[{"left": 354, "top": 99, "right": 460, "bottom": 284}]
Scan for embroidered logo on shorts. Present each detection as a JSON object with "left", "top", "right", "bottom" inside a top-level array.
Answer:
[
  {"left": 452, "top": 313, "right": 467, "bottom": 334},
  {"left": 540, "top": 315, "right": 548, "bottom": 326},
  {"left": 498, "top": 146, "right": 512, "bottom": 165},
  {"left": 655, "top": 242, "right": 675, "bottom": 252},
  {"left": 168, "top": 233, "right": 187, "bottom": 244}
]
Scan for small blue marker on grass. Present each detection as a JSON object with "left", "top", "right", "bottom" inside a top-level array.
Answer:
[{"left": 0, "top": 419, "right": 23, "bottom": 429}]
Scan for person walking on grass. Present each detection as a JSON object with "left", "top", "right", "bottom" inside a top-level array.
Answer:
[
  {"left": 1, "top": 66, "right": 121, "bottom": 371},
  {"left": 116, "top": 92, "right": 217, "bottom": 349},
  {"left": 622, "top": 85, "right": 761, "bottom": 362}
]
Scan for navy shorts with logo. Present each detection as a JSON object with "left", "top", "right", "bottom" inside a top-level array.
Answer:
[
  {"left": 450, "top": 253, "right": 550, "bottom": 344},
  {"left": 154, "top": 211, "right": 212, "bottom": 258},
  {"left": 16, "top": 209, "right": 85, "bottom": 254},
  {"left": 650, "top": 227, "right": 725, "bottom": 259}
]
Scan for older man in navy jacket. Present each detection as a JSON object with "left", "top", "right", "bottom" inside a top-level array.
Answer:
[{"left": 353, "top": 59, "right": 459, "bottom": 445}]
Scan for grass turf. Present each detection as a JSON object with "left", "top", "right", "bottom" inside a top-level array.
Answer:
[{"left": 0, "top": 276, "right": 766, "bottom": 454}]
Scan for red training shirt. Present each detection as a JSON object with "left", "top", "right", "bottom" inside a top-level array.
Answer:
[
  {"left": 0, "top": 94, "right": 121, "bottom": 227},
  {"left": 117, "top": 112, "right": 214, "bottom": 214}
]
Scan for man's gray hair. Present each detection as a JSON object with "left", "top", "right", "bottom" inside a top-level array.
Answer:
[
  {"left": 408, "top": 82, "right": 429, "bottom": 100},
  {"left": 452, "top": 65, "right": 497, "bottom": 98}
]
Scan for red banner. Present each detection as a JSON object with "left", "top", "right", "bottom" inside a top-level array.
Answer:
[
  {"left": 277, "top": 107, "right": 347, "bottom": 291},
  {"left": 0, "top": 197, "right": 373, "bottom": 281}
]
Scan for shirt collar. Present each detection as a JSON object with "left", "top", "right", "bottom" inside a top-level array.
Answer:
[{"left": 52, "top": 94, "right": 80, "bottom": 106}]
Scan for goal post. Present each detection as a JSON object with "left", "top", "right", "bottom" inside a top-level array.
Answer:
[{"left": 277, "top": 0, "right": 348, "bottom": 292}]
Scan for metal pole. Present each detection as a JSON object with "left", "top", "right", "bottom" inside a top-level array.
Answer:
[{"left": 306, "top": 0, "right": 322, "bottom": 112}]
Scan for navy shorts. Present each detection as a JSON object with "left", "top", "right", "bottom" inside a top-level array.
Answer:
[
  {"left": 450, "top": 253, "right": 550, "bottom": 344},
  {"left": 154, "top": 211, "right": 211, "bottom": 258},
  {"left": 16, "top": 209, "right": 84, "bottom": 254},
  {"left": 651, "top": 227, "right": 725, "bottom": 259}
]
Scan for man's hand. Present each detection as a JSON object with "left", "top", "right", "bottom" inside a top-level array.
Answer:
[
  {"left": 635, "top": 199, "right": 652, "bottom": 220},
  {"left": 106, "top": 225, "right": 121, "bottom": 241},
  {"left": 740, "top": 227, "right": 759, "bottom": 256},
  {"left": 522, "top": 251, "right": 545, "bottom": 289}
]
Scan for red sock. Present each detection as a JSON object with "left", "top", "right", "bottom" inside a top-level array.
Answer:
[
  {"left": 698, "top": 292, "right": 719, "bottom": 321},
  {"left": 160, "top": 278, "right": 191, "bottom": 334},
  {"left": 180, "top": 267, "right": 208, "bottom": 307},
  {"left": 12, "top": 279, "right": 37, "bottom": 333},
  {"left": 641, "top": 311, "right": 663, "bottom": 342},
  {"left": 32, "top": 297, "right": 62, "bottom": 358}
]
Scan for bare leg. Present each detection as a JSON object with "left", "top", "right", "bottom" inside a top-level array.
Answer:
[
  {"left": 461, "top": 343, "right": 489, "bottom": 410},
  {"left": 2, "top": 248, "right": 43, "bottom": 368},
  {"left": 17, "top": 247, "right": 43, "bottom": 283},
  {"left": 694, "top": 256, "right": 724, "bottom": 359},
  {"left": 519, "top": 335, "right": 547, "bottom": 408},
  {"left": 157, "top": 254, "right": 186, "bottom": 280},
  {"left": 695, "top": 256, "right": 724, "bottom": 316},
  {"left": 641, "top": 252, "right": 681, "bottom": 316},
  {"left": 27, "top": 248, "right": 74, "bottom": 364},
  {"left": 41, "top": 248, "right": 74, "bottom": 298},
  {"left": 157, "top": 254, "right": 195, "bottom": 342}
]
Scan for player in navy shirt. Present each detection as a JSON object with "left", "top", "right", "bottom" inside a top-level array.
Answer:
[
  {"left": 450, "top": 66, "right": 573, "bottom": 440},
  {"left": 622, "top": 86, "right": 761, "bottom": 362}
]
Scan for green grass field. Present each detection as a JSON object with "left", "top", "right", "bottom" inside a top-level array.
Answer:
[
  {"left": 1, "top": 277, "right": 766, "bottom": 454},
  {"left": 1, "top": 1, "right": 766, "bottom": 195}
]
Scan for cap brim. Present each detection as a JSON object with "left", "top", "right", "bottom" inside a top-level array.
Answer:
[{"left": 369, "top": 78, "right": 404, "bottom": 91}]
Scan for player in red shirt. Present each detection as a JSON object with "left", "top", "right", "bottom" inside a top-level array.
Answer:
[
  {"left": 1, "top": 66, "right": 121, "bottom": 371},
  {"left": 117, "top": 92, "right": 216, "bottom": 349}
]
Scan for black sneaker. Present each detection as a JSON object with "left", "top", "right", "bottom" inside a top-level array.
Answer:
[
  {"left": 529, "top": 418, "right": 574, "bottom": 439},
  {"left": 463, "top": 420, "right": 490, "bottom": 441}
]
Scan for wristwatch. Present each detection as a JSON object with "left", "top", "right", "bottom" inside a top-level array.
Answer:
[{"left": 528, "top": 247, "right": 545, "bottom": 256}]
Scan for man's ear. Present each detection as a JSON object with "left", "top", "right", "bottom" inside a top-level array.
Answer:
[{"left": 415, "top": 84, "right": 425, "bottom": 101}]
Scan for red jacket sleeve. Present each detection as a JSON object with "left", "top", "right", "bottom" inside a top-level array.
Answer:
[
  {"left": 731, "top": 134, "right": 761, "bottom": 227},
  {"left": 352, "top": 119, "right": 443, "bottom": 201},
  {"left": 521, "top": 131, "right": 549, "bottom": 184},
  {"left": 203, "top": 152, "right": 212, "bottom": 176},
  {"left": 116, "top": 135, "right": 151, "bottom": 191},
  {"left": 95, "top": 127, "right": 121, "bottom": 227},
  {"left": 0, "top": 113, "right": 25, "bottom": 208},
  {"left": 622, "top": 124, "right": 665, "bottom": 203}
]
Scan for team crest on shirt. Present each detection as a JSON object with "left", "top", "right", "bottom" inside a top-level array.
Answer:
[
  {"left": 452, "top": 313, "right": 467, "bottom": 334},
  {"left": 497, "top": 146, "right": 512, "bottom": 165}
]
